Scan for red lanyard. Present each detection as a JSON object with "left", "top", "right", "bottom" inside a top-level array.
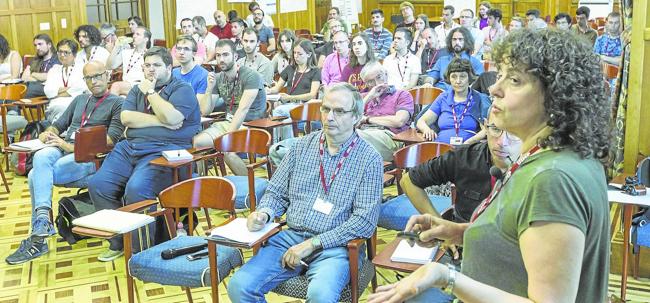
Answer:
[
  {"left": 143, "top": 85, "right": 167, "bottom": 114},
  {"left": 451, "top": 91, "right": 473, "bottom": 136},
  {"left": 80, "top": 91, "right": 110, "bottom": 127},
  {"left": 426, "top": 49, "right": 439, "bottom": 69},
  {"left": 318, "top": 133, "right": 359, "bottom": 195},
  {"left": 227, "top": 71, "right": 240, "bottom": 113},
  {"left": 336, "top": 53, "right": 345, "bottom": 76},
  {"left": 470, "top": 145, "right": 542, "bottom": 223},
  {"left": 396, "top": 54, "right": 408, "bottom": 82},
  {"left": 289, "top": 67, "right": 307, "bottom": 95},
  {"left": 84, "top": 46, "right": 98, "bottom": 63},
  {"left": 125, "top": 50, "right": 143, "bottom": 74},
  {"left": 244, "top": 54, "right": 258, "bottom": 68},
  {"left": 61, "top": 65, "right": 74, "bottom": 87}
]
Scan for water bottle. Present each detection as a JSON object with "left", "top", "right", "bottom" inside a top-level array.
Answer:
[{"left": 176, "top": 222, "right": 187, "bottom": 237}]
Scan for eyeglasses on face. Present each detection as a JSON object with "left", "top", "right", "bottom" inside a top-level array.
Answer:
[
  {"left": 57, "top": 50, "right": 73, "bottom": 56},
  {"left": 176, "top": 46, "right": 195, "bottom": 53},
  {"left": 83, "top": 72, "right": 106, "bottom": 82},
  {"left": 320, "top": 105, "right": 354, "bottom": 116},
  {"left": 485, "top": 124, "right": 522, "bottom": 142}
]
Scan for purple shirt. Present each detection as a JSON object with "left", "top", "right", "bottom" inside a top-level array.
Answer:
[
  {"left": 340, "top": 64, "right": 366, "bottom": 92},
  {"left": 479, "top": 18, "right": 489, "bottom": 30},
  {"left": 321, "top": 52, "right": 349, "bottom": 85},
  {"left": 362, "top": 88, "right": 414, "bottom": 133}
]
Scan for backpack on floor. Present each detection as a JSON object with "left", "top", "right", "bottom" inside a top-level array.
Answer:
[
  {"left": 13, "top": 121, "right": 49, "bottom": 176},
  {"left": 55, "top": 191, "right": 96, "bottom": 245}
]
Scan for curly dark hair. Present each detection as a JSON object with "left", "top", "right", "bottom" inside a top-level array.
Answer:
[
  {"left": 0, "top": 34, "right": 10, "bottom": 61},
  {"left": 446, "top": 27, "right": 474, "bottom": 54},
  {"left": 74, "top": 25, "right": 102, "bottom": 46},
  {"left": 491, "top": 28, "right": 611, "bottom": 160}
]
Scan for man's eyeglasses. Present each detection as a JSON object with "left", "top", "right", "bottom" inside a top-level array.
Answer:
[
  {"left": 57, "top": 50, "right": 72, "bottom": 56},
  {"left": 320, "top": 105, "right": 354, "bottom": 116},
  {"left": 83, "top": 72, "right": 106, "bottom": 82},
  {"left": 485, "top": 124, "right": 522, "bottom": 142},
  {"left": 176, "top": 46, "right": 195, "bottom": 53}
]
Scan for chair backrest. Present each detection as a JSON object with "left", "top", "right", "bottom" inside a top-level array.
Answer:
[
  {"left": 409, "top": 87, "right": 443, "bottom": 119},
  {"left": 603, "top": 63, "right": 619, "bottom": 80},
  {"left": 393, "top": 142, "right": 453, "bottom": 169},
  {"left": 153, "top": 39, "right": 166, "bottom": 47},
  {"left": 23, "top": 55, "right": 35, "bottom": 70},
  {"left": 295, "top": 29, "right": 312, "bottom": 40},
  {"left": 289, "top": 101, "right": 321, "bottom": 136},
  {"left": 0, "top": 84, "right": 27, "bottom": 100},
  {"left": 158, "top": 176, "right": 237, "bottom": 232},
  {"left": 213, "top": 128, "right": 272, "bottom": 155},
  {"left": 74, "top": 125, "right": 110, "bottom": 167}
]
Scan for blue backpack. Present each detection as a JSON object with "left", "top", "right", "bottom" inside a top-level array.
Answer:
[{"left": 631, "top": 157, "right": 650, "bottom": 254}]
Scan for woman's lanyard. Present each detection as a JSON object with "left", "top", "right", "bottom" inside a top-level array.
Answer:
[
  {"left": 80, "top": 91, "right": 110, "bottom": 127},
  {"left": 125, "top": 50, "right": 143, "bottom": 74},
  {"left": 227, "top": 71, "right": 240, "bottom": 114},
  {"left": 319, "top": 133, "right": 359, "bottom": 195},
  {"left": 289, "top": 67, "right": 308, "bottom": 95},
  {"left": 470, "top": 144, "right": 543, "bottom": 223},
  {"left": 426, "top": 49, "right": 439, "bottom": 70},
  {"left": 143, "top": 85, "right": 168, "bottom": 114},
  {"left": 451, "top": 92, "right": 473, "bottom": 136},
  {"left": 61, "top": 65, "right": 74, "bottom": 88},
  {"left": 396, "top": 54, "right": 409, "bottom": 82}
]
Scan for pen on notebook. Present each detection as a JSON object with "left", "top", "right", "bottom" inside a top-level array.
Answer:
[{"left": 300, "top": 260, "right": 309, "bottom": 267}]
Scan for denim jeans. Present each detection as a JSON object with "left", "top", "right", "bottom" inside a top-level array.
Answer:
[
  {"left": 272, "top": 103, "right": 300, "bottom": 141},
  {"left": 28, "top": 146, "right": 96, "bottom": 226},
  {"left": 88, "top": 140, "right": 182, "bottom": 251},
  {"left": 228, "top": 229, "right": 360, "bottom": 303}
]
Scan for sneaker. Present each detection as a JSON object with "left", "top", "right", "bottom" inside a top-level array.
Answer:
[
  {"left": 32, "top": 217, "right": 55, "bottom": 237},
  {"left": 98, "top": 249, "right": 124, "bottom": 262},
  {"left": 5, "top": 237, "right": 49, "bottom": 265}
]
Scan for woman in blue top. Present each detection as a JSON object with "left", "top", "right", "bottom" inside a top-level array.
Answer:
[{"left": 416, "top": 58, "right": 490, "bottom": 145}]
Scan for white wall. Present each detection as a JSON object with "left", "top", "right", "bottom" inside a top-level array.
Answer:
[{"left": 148, "top": 0, "right": 165, "bottom": 40}]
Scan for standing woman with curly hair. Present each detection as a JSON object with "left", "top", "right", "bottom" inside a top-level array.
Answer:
[
  {"left": 369, "top": 28, "right": 611, "bottom": 303},
  {"left": 0, "top": 34, "right": 23, "bottom": 81}
]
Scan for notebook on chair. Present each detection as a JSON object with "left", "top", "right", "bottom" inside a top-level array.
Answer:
[{"left": 72, "top": 209, "right": 155, "bottom": 234}]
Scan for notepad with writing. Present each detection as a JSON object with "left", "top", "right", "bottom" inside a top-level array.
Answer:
[
  {"left": 72, "top": 209, "right": 155, "bottom": 234},
  {"left": 390, "top": 239, "right": 438, "bottom": 264},
  {"left": 209, "top": 218, "right": 280, "bottom": 248},
  {"left": 8, "top": 139, "right": 54, "bottom": 152}
]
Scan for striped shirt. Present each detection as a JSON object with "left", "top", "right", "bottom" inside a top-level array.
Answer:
[
  {"left": 258, "top": 131, "right": 383, "bottom": 249},
  {"left": 364, "top": 28, "right": 393, "bottom": 60}
]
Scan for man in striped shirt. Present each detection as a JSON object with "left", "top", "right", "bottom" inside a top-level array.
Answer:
[{"left": 364, "top": 9, "right": 393, "bottom": 60}]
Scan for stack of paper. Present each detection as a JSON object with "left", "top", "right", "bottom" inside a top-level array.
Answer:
[
  {"left": 8, "top": 139, "right": 53, "bottom": 152},
  {"left": 266, "top": 94, "right": 281, "bottom": 102},
  {"left": 209, "top": 218, "right": 280, "bottom": 247},
  {"left": 162, "top": 149, "right": 193, "bottom": 161},
  {"left": 73, "top": 209, "right": 155, "bottom": 234},
  {"left": 390, "top": 239, "right": 438, "bottom": 264}
]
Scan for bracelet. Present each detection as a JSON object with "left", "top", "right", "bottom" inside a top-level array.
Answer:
[{"left": 443, "top": 263, "right": 457, "bottom": 295}]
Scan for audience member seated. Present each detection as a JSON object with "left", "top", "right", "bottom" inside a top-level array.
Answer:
[
  {"left": 250, "top": 8, "right": 276, "bottom": 52},
  {"left": 357, "top": 62, "right": 413, "bottom": 161},
  {"left": 320, "top": 7, "right": 350, "bottom": 42},
  {"left": 126, "top": 16, "right": 145, "bottom": 37},
  {"left": 316, "top": 18, "right": 346, "bottom": 67},
  {"left": 99, "top": 23, "right": 118, "bottom": 53},
  {"left": 434, "top": 6, "right": 461, "bottom": 49},
  {"left": 525, "top": 9, "right": 541, "bottom": 27},
  {"left": 171, "top": 18, "right": 207, "bottom": 66},
  {"left": 341, "top": 32, "right": 376, "bottom": 92},
  {"left": 267, "top": 39, "right": 321, "bottom": 140},
  {"left": 554, "top": 13, "right": 572, "bottom": 31},
  {"left": 237, "top": 28, "right": 273, "bottom": 86},
  {"left": 418, "top": 28, "right": 446, "bottom": 86},
  {"left": 21, "top": 34, "right": 60, "bottom": 98},
  {"left": 192, "top": 16, "right": 219, "bottom": 62},
  {"left": 428, "top": 27, "right": 484, "bottom": 90},
  {"left": 44, "top": 39, "right": 88, "bottom": 122},
  {"left": 229, "top": 18, "right": 247, "bottom": 59},
  {"left": 0, "top": 34, "right": 22, "bottom": 82},
  {"left": 594, "top": 12, "right": 622, "bottom": 65},
  {"left": 364, "top": 9, "right": 393, "bottom": 60},
  {"left": 572, "top": 6, "right": 598, "bottom": 46},
  {"left": 477, "top": 1, "right": 491, "bottom": 29},
  {"left": 74, "top": 25, "right": 110, "bottom": 67},
  {"left": 107, "top": 26, "right": 150, "bottom": 96},
  {"left": 271, "top": 29, "right": 296, "bottom": 77},
  {"left": 409, "top": 14, "right": 430, "bottom": 54},
  {"left": 509, "top": 16, "right": 525, "bottom": 31},
  {"left": 194, "top": 40, "right": 266, "bottom": 176},
  {"left": 5, "top": 61, "right": 124, "bottom": 265},
  {"left": 382, "top": 28, "right": 420, "bottom": 90},
  {"left": 245, "top": 1, "right": 274, "bottom": 28},
  {"left": 210, "top": 10, "right": 234, "bottom": 40},
  {"left": 171, "top": 35, "right": 208, "bottom": 96},
  {"left": 482, "top": 8, "right": 508, "bottom": 57},
  {"left": 321, "top": 31, "right": 350, "bottom": 86},
  {"left": 227, "top": 82, "right": 383, "bottom": 302},
  {"left": 417, "top": 58, "right": 489, "bottom": 145},
  {"left": 396, "top": 1, "right": 416, "bottom": 33},
  {"left": 459, "top": 9, "right": 485, "bottom": 57},
  {"left": 88, "top": 47, "right": 201, "bottom": 262}
]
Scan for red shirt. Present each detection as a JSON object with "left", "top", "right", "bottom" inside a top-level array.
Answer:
[{"left": 209, "top": 23, "right": 233, "bottom": 40}]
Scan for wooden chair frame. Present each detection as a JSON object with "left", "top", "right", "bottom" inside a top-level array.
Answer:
[
  {"left": 388, "top": 142, "right": 453, "bottom": 194},
  {"left": 289, "top": 101, "right": 321, "bottom": 137}
]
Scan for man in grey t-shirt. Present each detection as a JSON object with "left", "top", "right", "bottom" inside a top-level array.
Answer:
[
  {"left": 236, "top": 28, "right": 273, "bottom": 86},
  {"left": 194, "top": 39, "right": 266, "bottom": 176}
]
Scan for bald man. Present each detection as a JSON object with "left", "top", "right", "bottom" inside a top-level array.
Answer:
[
  {"left": 5, "top": 61, "right": 125, "bottom": 265},
  {"left": 210, "top": 10, "right": 233, "bottom": 39}
]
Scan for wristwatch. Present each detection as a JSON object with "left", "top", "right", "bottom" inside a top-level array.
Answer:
[
  {"left": 443, "top": 263, "right": 457, "bottom": 295},
  {"left": 311, "top": 237, "right": 322, "bottom": 250},
  {"left": 146, "top": 88, "right": 155, "bottom": 96}
]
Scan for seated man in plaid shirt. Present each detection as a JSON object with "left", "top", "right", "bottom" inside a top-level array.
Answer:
[{"left": 228, "top": 82, "right": 384, "bottom": 303}]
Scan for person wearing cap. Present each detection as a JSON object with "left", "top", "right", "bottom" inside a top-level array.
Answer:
[{"left": 396, "top": 1, "right": 417, "bottom": 34}]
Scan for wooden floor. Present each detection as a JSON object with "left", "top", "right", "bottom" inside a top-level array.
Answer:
[{"left": 0, "top": 168, "right": 649, "bottom": 303}]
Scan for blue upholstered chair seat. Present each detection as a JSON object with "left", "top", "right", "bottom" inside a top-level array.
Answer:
[
  {"left": 128, "top": 236, "right": 243, "bottom": 288},
  {"left": 222, "top": 176, "right": 269, "bottom": 210},
  {"left": 378, "top": 194, "right": 452, "bottom": 231}
]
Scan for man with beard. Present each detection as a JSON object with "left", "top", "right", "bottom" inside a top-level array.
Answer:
[
  {"left": 172, "top": 35, "right": 209, "bottom": 96},
  {"left": 245, "top": 1, "right": 274, "bottom": 28},
  {"left": 236, "top": 28, "right": 273, "bottom": 86},
  {"left": 194, "top": 39, "right": 266, "bottom": 176},
  {"left": 459, "top": 9, "right": 485, "bottom": 57},
  {"left": 251, "top": 8, "right": 276, "bottom": 52},
  {"left": 320, "top": 7, "right": 350, "bottom": 42},
  {"left": 396, "top": 1, "right": 416, "bottom": 34},
  {"left": 554, "top": 13, "right": 572, "bottom": 31},
  {"left": 594, "top": 11, "right": 623, "bottom": 65},
  {"left": 210, "top": 10, "right": 233, "bottom": 40},
  {"left": 6, "top": 61, "right": 124, "bottom": 264},
  {"left": 572, "top": 6, "right": 597, "bottom": 46},
  {"left": 21, "top": 34, "right": 60, "bottom": 98},
  {"left": 74, "top": 25, "right": 110, "bottom": 66},
  {"left": 321, "top": 31, "right": 350, "bottom": 85},
  {"left": 192, "top": 16, "right": 219, "bottom": 62},
  {"left": 428, "top": 27, "right": 483, "bottom": 89},
  {"left": 363, "top": 9, "right": 393, "bottom": 60},
  {"left": 419, "top": 28, "right": 447, "bottom": 86},
  {"left": 382, "top": 28, "right": 420, "bottom": 90},
  {"left": 171, "top": 18, "right": 207, "bottom": 66},
  {"left": 88, "top": 47, "right": 201, "bottom": 261},
  {"left": 434, "top": 5, "right": 461, "bottom": 49}
]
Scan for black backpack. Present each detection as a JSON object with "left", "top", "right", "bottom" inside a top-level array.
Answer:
[
  {"left": 14, "top": 121, "right": 49, "bottom": 176},
  {"left": 55, "top": 191, "right": 96, "bottom": 245}
]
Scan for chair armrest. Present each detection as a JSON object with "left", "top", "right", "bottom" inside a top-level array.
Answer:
[
  {"left": 246, "top": 157, "right": 269, "bottom": 170},
  {"left": 117, "top": 199, "right": 158, "bottom": 213}
]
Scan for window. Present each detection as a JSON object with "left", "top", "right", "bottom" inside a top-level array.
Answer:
[{"left": 87, "top": 0, "right": 140, "bottom": 25}]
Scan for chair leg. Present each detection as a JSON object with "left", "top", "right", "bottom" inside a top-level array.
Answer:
[
  {"left": 183, "top": 287, "right": 194, "bottom": 303},
  {"left": 124, "top": 232, "right": 135, "bottom": 303},
  {"left": 634, "top": 251, "right": 640, "bottom": 279},
  {"left": 208, "top": 243, "right": 220, "bottom": 303},
  {"left": 0, "top": 163, "right": 9, "bottom": 193}
]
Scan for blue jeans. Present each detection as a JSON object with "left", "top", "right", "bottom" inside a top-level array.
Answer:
[
  {"left": 407, "top": 287, "right": 454, "bottom": 303},
  {"left": 29, "top": 146, "right": 96, "bottom": 226},
  {"left": 228, "top": 229, "right": 359, "bottom": 303},
  {"left": 88, "top": 140, "right": 182, "bottom": 250},
  {"left": 272, "top": 103, "right": 300, "bottom": 141}
]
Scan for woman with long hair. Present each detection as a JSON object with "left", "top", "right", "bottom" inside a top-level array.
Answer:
[
  {"left": 0, "top": 34, "right": 23, "bottom": 81},
  {"left": 271, "top": 29, "right": 297, "bottom": 77},
  {"left": 410, "top": 14, "right": 430, "bottom": 54},
  {"left": 341, "top": 32, "right": 376, "bottom": 92}
]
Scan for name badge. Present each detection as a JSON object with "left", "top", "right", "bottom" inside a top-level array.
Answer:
[
  {"left": 450, "top": 136, "right": 464, "bottom": 145},
  {"left": 70, "top": 131, "right": 76, "bottom": 140},
  {"left": 226, "top": 113, "right": 233, "bottom": 122},
  {"left": 313, "top": 196, "right": 333, "bottom": 215}
]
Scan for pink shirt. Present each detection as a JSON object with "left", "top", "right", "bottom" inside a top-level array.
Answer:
[
  {"left": 321, "top": 52, "right": 349, "bottom": 85},
  {"left": 362, "top": 88, "right": 414, "bottom": 133},
  {"left": 170, "top": 41, "right": 208, "bottom": 63}
]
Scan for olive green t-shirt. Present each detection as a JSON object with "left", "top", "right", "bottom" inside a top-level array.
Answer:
[{"left": 462, "top": 149, "right": 609, "bottom": 302}]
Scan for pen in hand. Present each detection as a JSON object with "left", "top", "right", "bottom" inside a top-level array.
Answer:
[{"left": 299, "top": 260, "right": 309, "bottom": 267}]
